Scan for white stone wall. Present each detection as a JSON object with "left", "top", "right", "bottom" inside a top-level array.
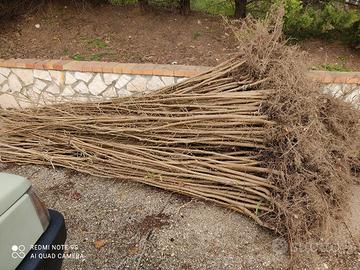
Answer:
[
  {"left": 0, "top": 66, "right": 359, "bottom": 109},
  {"left": 0, "top": 67, "right": 187, "bottom": 109},
  {"left": 322, "top": 83, "right": 360, "bottom": 109}
]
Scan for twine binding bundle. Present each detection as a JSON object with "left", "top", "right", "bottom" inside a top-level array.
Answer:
[{"left": 0, "top": 9, "right": 359, "bottom": 252}]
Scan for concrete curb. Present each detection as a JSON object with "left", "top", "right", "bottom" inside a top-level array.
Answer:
[
  {"left": 0, "top": 59, "right": 211, "bottom": 78},
  {"left": 1, "top": 58, "right": 359, "bottom": 83}
]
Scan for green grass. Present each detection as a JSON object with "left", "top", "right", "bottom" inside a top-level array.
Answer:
[
  {"left": 317, "top": 63, "right": 350, "bottom": 72},
  {"left": 87, "top": 37, "right": 107, "bottom": 49},
  {"left": 72, "top": 37, "right": 108, "bottom": 61},
  {"left": 72, "top": 54, "right": 86, "bottom": 61},
  {"left": 314, "top": 57, "right": 350, "bottom": 72},
  {"left": 191, "top": 0, "right": 234, "bottom": 16},
  {"left": 72, "top": 53, "right": 107, "bottom": 61}
]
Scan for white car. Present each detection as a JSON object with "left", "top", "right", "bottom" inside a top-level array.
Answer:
[{"left": 0, "top": 173, "right": 66, "bottom": 270}]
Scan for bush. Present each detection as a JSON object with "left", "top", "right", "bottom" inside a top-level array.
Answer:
[
  {"left": 282, "top": 0, "right": 360, "bottom": 47},
  {"left": 347, "top": 20, "right": 360, "bottom": 48},
  {"left": 283, "top": 0, "right": 322, "bottom": 37},
  {"left": 191, "top": 0, "right": 234, "bottom": 16},
  {"left": 320, "top": 3, "right": 360, "bottom": 47}
]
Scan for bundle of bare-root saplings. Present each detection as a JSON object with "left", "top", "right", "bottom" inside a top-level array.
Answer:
[{"left": 0, "top": 10, "right": 359, "bottom": 255}]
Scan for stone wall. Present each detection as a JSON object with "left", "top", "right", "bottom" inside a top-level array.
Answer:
[
  {"left": 0, "top": 59, "right": 359, "bottom": 109},
  {"left": 309, "top": 70, "right": 360, "bottom": 108},
  {"left": 0, "top": 59, "right": 200, "bottom": 109},
  {"left": 0, "top": 67, "right": 187, "bottom": 108},
  {"left": 322, "top": 83, "right": 360, "bottom": 108}
]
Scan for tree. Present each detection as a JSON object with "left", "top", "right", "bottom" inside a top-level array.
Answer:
[
  {"left": 234, "top": 0, "right": 247, "bottom": 18},
  {"left": 179, "top": 0, "right": 191, "bottom": 15},
  {"left": 138, "top": 0, "right": 149, "bottom": 10}
]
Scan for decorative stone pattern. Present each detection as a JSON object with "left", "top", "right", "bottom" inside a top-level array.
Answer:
[
  {"left": 312, "top": 75, "right": 360, "bottom": 108},
  {"left": 322, "top": 83, "right": 360, "bottom": 109},
  {"left": 0, "top": 59, "right": 359, "bottom": 109},
  {"left": 0, "top": 67, "right": 185, "bottom": 109}
]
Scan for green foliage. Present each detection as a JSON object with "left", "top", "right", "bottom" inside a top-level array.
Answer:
[
  {"left": 72, "top": 53, "right": 106, "bottom": 61},
  {"left": 88, "top": 37, "right": 107, "bottom": 49},
  {"left": 282, "top": 0, "right": 322, "bottom": 37},
  {"left": 317, "top": 63, "right": 350, "bottom": 72},
  {"left": 321, "top": 3, "right": 359, "bottom": 31},
  {"left": 347, "top": 21, "right": 360, "bottom": 49},
  {"left": 72, "top": 54, "right": 86, "bottom": 61},
  {"left": 191, "top": 0, "right": 234, "bottom": 16},
  {"left": 320, "top": 3, "right": 360, "bottom": 47},
  {"left": 312, "top": 56, "right": 350, "bottom": 72},
  {"left": 105, "top": 0, "right": 360, "bottom": 48},
  {"left": 247, "top": 0, "right": 273, "bottom": 19},
  {"left": 282, "top": 0, "right": 360, "bottom": 47}
]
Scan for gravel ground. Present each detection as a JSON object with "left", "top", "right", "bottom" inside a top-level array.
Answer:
[{"left": 1, "top": 163, "right": 359, "bottom": 270}]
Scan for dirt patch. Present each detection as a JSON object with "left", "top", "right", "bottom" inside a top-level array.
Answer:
[
  {"left": 299, "top": 38, "right": 360, "bottom": 71},
  {"left": 0, "top": 163, "right": 359, "bottom": 269},
  {"left": 0, "top": 3, "right": 237, "bottom": 66},
  {"left": 47, "top": 181, "right": 75, "bottom": 195},
  {"left": 1, "top": 2, "right": 360, "bottom": 70},
  {"left": 131, "top": 213, "right": 171, "bottom": 237}
]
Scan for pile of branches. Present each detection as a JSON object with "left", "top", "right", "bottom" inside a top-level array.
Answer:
[
  {"left": 1, "top": 59, "right": 273, "bottom": 225},
  {"left": 0, "top": 8, "right": 359, "bottom": 254}
]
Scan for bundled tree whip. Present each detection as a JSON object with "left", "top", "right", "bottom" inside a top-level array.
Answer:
[{"left": 0, "top": 8, "right": 359, "bottom": 252}]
